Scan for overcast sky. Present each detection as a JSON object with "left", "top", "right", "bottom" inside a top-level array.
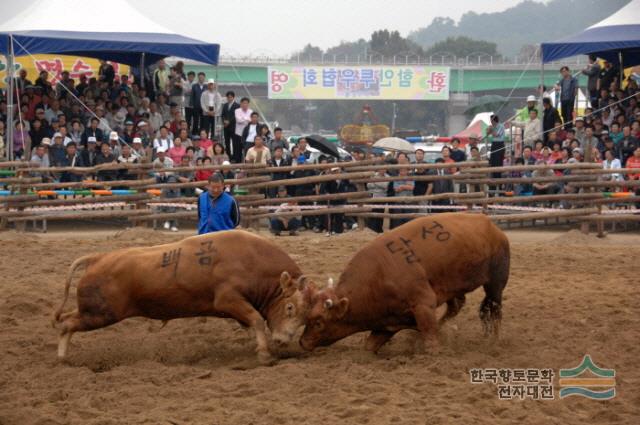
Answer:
[{"left": 2, "top": 0, "right": 530, "bottom": 56}]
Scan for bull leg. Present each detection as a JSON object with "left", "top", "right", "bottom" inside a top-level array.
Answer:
[
  {"left": 213, "top": 294, "right": 275, "bottom": 366},
  {"left": 57, "top": 311, "right": 118, "bottom": 359},
  {"left": 364, "top": 330, "right": 396, "bottom": 353},
  {"left": 411, "top": 284, "right": 440, "bottom": 351},
  {"left": 440, "top": 295, "right": 466, "bottom": 324},
  {"left": 480, "top": 245, "right": 510, "bottom": 338}
]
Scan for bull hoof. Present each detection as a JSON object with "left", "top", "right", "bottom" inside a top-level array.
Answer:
[{"left": 257, "top": 351, "right": 277, "bottom": 366}]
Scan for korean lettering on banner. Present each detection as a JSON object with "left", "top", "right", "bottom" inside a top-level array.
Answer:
[
  {"left": 427, "top": 70, "right": 448, "bottom": 93},
  {"left": 303, "top": 68, "right": 317, "bottom": 87},
  {"left": 270, "top": 70, "right": 289, "bottom": 93},
  {"left": 379, "top": 69, "right": 394, "bottom": 87},
  {"left": 359, "top": 68, "right": 376, "bottom": 88},
  {"left": 70, "top": 59, "right": 95, "bottom": 80},
  {"left": 339, "top": 68, "right": 357, "bottom": 89},
  {"left": 35, "top": 58, "right": 64, "bottom": 84},
  {"left": 322, "top": 68, "right": 337, "bottom": 87},
  {"left": 398, "top": 68, "right": 413, "bottom": 88}
]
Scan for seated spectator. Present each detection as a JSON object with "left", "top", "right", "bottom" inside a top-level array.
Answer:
[
  {"left": 268, "top": 127, "right": 289, "bottom": 154},
  {"left": 532, "top": 160, "right": 559, "bottom": 195},
  {"left": 176, "top": 155, "right": 195, "bottom": 197},
  {"left": 49, "top": 132, "right": 67, "bottom": 166},
  {"left": 58, "top": 142, "right": 85, "bottom": 183},
  {"left": 531, "top": 140, "right": 544, "bottom": 161},
  {"left": 131, "top": 137, "right": 147, "bottom": 162},
  {"left": 245, "top": 135, "right": 271, "bottom": 165},
  {"left": 210, "top": 143, "right": 230, "bottom": 165},
  {"left": 117, "top": 144, "right": 139, "bottom": 180},
  {"left": 95, "top": 143, "right": 117, "bottom": 181},
  {"left": 195, "top": 157, "right": 213, "bottom": 181},
  {"left": 601, "top": 149, "right": 623, "bottom": 184},
  {"left": 270, "top": 186, "right": 301, "bottom": 236},
  {"left": 30, "top": 142, "right": 52, "bottom": 181},
  {"left": 167, "top": 137, "right": 186, "bottom": 164},
  {"left": 522, "top": 145, "right": 536, "bottom": 165},
  {"left": 153, "top": 147, "right": 179, "bottom": 232}
]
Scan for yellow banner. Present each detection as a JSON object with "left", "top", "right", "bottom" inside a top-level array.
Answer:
[
  {"left": 0, "top": 54, "right": 130, "bottom": 87},
  {"left": 268, "top": 65, "right": 450, "bottom": 100}
]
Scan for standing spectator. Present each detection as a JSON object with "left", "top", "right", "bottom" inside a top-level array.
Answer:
[
  {"left": 190, "top": 72, "right": 207, "bottom": 135},
  {"left": 556, "top": 66, "right": 578, "bottom": 127},
  {"left": 449, "top": 138, "right": 466, "bottom": 162},
  {"left": 168, "top": 67, "right": 185, "bottom": 112},
  {"left": 233, "top": 98, "right": 252, "bottom": 163},
  {"left": 390, "top": 167, "right": 414, "bottom": 229},
  {"left": 427, "top": 158, "right": 454, "bottom": 211},
  {"left": 412, "top": 148, "right": 429, "bottom": 197},
  {"left": 98, "top": 60, "right": 115, "bottom": 86},
  {"left": 268, "top": 127, "right": 290, "bottom": 154},
  {"left": 513, "top": 109, "right": 542, "bottom": 146},
  {"left": 542, "top": 98, "right": 561, "bottom": 144},
  {"left": 197, "top": 173, "right": 240, "bottom": 234},
  {"left": 183, "top": 71, "right": 196, "bottom": 132},
  {"left": 581, "top": 55, "right": 601, "bottom": 106},
  {"left": 366, "top": 168, "right": 389, "bottom": 233},
  {"left": 242, "top": 112, "right": 261, "bottom": 152},
  {"left": 13, "top": 121, "right": 31, "bottom": 159},
  {"left": 153, "top": 60, "right": 169, "bottom": 96},
  {"left": 319, "top": 167, "right": 350, "bottom": 235},
  {"left": 598, "top": 60, "right": 618, "bottom": 92},
  {"left": 271, "top": 186, "right": 301, "bottom": 236},
  {"left": 200, "top": 79, "right": 222, "bottom": 138},
  {"left": 221, "top": 91, "right": 239, "bottom": 157},
  {"left": 245, "top": 135, "right": 271, "bottom": 165},
  {"left": 268, "top": 146, "right": 291, "bottom": 197}
]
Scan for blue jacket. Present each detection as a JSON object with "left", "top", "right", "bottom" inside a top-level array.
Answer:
[{"left": 197, "top": 191, "right": 240, "bottom": 234}]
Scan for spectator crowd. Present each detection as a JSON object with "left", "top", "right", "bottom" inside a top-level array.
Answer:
[{"left": 0, "top": 57, "right": 639, "bottom": 235}]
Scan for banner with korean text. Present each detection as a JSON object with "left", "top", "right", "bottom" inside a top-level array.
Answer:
[
  {"left": 268, "top": 65, "right": 449, "bottom": 100},
  {"left": 0, "top": 54, "right": 129, "bottom": 87}
]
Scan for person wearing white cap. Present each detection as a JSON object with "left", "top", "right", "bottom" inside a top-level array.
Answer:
[
  {"left": 152, "top": 146, "right": 180, "bottom": 232},
  {"left": 516, "top": 95, "right": 538, "bottom": 122},
  {"left": 81, "top": 136, "right": 98, "bottom": 166},
  {"left": 131, "top": 137, "right": 147, "bottom": 161},
  {"left": 109, "top": 131, "right": 122, "bottom": 158},
  {"left": 200, "top": 78, "right": 222, "bottom": 139},
  {"left": 49, "top": 132, "right": 67, "bottom": 166}
]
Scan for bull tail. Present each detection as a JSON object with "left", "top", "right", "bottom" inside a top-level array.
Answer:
[{"left": 52, "top": 254, "right": 96, "bottom": 326}]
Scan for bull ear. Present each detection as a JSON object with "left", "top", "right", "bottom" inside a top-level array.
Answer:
[
  {"left": 280, "top": 271, "right": 296, "bottom": 297},
  {"left": 296, "top": 276, "right": 307, "bottom": 291},
  {"left": 335, "top": 297, "right": 349, "bottom": 319}
]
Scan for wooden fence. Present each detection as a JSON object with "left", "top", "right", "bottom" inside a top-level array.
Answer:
[{"left": 1, "top": 159, "right": 639, "bottom": 235}]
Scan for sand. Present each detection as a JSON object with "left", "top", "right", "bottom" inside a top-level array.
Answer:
[{"left": 0, "top": 226, "right": 639, "bottom": 425}]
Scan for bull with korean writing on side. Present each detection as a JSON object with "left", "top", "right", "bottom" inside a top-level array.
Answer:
[
  {"left": 52, "top": 230, "right": 313, "bottom": 366},
  {"left": 298, "top": 213, "right": 510, "bottom": 354}
]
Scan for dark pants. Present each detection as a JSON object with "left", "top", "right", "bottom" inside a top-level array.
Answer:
[
  {"left": 489, "top": 141, "right": 505, "bottom": 195},
  {"left": 589, "top": 90, "right": 598, "bottom": 108},
  {"left": 366, "top": 208, "right": 384, "bottom": 233},
  {"left": 202, "top": 115, "right": 216, "bottom": 138},
  {"left": 390, "top": 207, "right": 410, "bottom": 229},
  {"left": 223, "top": 125, "right": 234, "bottom": 158},
  {"left": 324, "top": 213, "right": 344, "bottom": 234},
  {"left": 560, "top": 99, "right": 574, "bottom": 128},
  {"left": 192, "top": 109, "right": 203, "bottom": 135},
  {"left": 185, "top": 107, "right": 195, "bottom": 133},
  {"left": 231, "top": 134, "right": 243, "bottom": 163},
  {"left": 271, "top": 218, "right": 301, "bottom": 234}
]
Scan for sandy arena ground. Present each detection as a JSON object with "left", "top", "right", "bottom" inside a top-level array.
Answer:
[{"left": 0, "top": 224, "right": 639, "bottom": 425}]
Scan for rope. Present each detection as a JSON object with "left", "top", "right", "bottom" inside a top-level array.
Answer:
[{"left": 228, "top": 63, "right": 272, "bottom": 131}]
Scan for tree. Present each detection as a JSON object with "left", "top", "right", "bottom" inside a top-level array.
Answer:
[
  {"left": 291, "top": 44, "right": 324, "bottom": 62},
  {"left": 370, "top": 30, "right": 423, "bottom": 57},
  {"left": 424, "top": 36, "right": 500, "bottom": 59}
]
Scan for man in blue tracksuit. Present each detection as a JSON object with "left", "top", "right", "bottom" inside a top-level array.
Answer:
[{"left": 197, "top": 173, "right": 240, "bottom": 234}]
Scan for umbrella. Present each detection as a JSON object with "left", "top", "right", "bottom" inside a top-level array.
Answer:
[
  {"left": 464, "top": 95, "right": 509, "bottom": 117},
  {"left": 373, "top": 137, "right": 415, "bottom": 153},
  {"left": 306, "top": 134, "right": 340, "bottom": 157}
]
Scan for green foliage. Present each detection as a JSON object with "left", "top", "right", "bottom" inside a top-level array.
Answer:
[
  {"left": 424, "top": 36, "right": 499, "bottom": 58},
  {"left": 409, "top": 0, "right": 631, "bottom": 56}
]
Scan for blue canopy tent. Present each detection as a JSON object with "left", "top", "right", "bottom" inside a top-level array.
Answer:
[
  {"left": 0, "top": 0, "right": 220, "bottom": 160},
  {"left": 541, "top": 0, "right": 640, "bottom": 65}
]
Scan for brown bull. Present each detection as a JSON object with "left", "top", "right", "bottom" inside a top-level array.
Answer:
[
  {"left": 53, "top": 230, "right": 308, "bottom": 364},
  {"left": 299, "top": 213, "right": 510, "bottom": 353}
]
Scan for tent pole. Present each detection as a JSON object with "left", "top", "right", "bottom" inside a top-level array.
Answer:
[
  {"left": 6, "top": 35, "right": 15, "bottom": 161},
  {"left": 619, "top": 51, "right": 624, "bottom": 87},
  {"left": 140, "top": 53, "right": 145, "bottom": 88},
  {"left": 539, "top": 54, "right": 545, "bottom": 137}
]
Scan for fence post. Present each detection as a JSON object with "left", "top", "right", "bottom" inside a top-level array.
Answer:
[{"left": 355, "top": 183, "right": 367, "bottom": 231}]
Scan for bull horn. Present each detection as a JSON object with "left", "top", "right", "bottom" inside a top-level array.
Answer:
[
  {"left": 327, "top": 277, "right": 334, "bottom": 288},
  {"left": 324, "top": 299, "right": 334, "bottom": 309}
]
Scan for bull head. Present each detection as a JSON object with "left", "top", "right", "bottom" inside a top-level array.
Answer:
[{"left": 322, "top": 296, "right": 349, "bottom": 319}]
